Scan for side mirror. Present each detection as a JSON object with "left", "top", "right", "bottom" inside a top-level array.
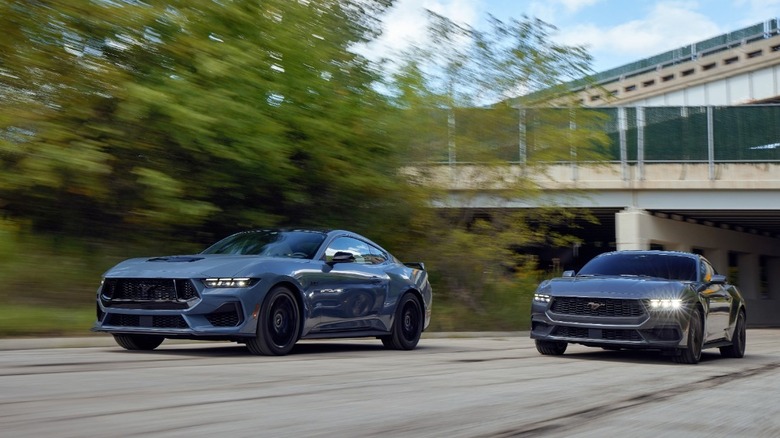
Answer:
[
  {"left": 562, "top": 270, "right": 575, "bottom": 278},
  {"left": 710, "top": 274, "right": 727, "bottom": 284},
  {"left": 329, "top": 251, "right": 356, "bottom": 265}
]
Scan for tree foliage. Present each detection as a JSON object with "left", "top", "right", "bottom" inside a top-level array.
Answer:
[
  {"left": 0, "top": 0, "right": 404, "bottom": 240},
  {"left": 383, "top": 12, "right": 609, "bottom": 311},
  {"left": 1, "top": 2, "right": 610, "bottom": 329}
]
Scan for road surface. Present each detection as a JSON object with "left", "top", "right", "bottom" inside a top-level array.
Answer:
[{"left": 1, "top": 330, "right": 779, "bottom": 437}]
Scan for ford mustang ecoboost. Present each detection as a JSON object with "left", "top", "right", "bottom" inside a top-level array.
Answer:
[
  {"left": 94, "top": 229, "right": 432, "bottom": 355},
  {"left": 530, "top": 250, "right": 746, "bottom": 364}
]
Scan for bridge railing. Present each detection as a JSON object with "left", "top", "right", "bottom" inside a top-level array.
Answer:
[{"left": 407, "top": 105, "right": 780, "bottom": 175}]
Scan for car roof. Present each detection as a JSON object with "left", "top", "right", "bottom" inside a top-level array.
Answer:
[{"left": 599, "top": 250, "right": 699, "bottom": 258}]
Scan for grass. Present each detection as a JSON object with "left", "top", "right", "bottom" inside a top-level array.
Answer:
[
  {"left": 0, "top": 304, "right": 96, "bottom": 337},
  {"left": 0, "top": 222, "right": 540, "bottom": 337}
]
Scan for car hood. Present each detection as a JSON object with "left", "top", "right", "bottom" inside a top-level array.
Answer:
[
  {"left": 541, "top": 276, "right": 687, "bottom": 299},
  {"left": 103, "top": 254, "right": 302, "bottom": 279}
]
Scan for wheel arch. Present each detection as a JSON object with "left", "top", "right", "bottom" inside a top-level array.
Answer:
[
  {"left": 266, "top": 280, "right": 305, "bottom": 338},
  {"left": 398, "top": 287, "right": 426, "bottom": 330}
]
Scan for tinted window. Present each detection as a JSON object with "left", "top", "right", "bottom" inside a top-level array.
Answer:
[
  {"left": 578, "top": 253, "right": 697, "bottom": 281},
  {"left": 325, "top": 237, "right": 385, "bottom": 265},
  {"left": 202, "top": 230, "right": 326, "bottom": 258}
]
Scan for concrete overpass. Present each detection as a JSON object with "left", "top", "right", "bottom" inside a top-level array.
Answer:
[
  {"left": 423, "top": 160, "right": 780, "bottom": 326},
  {"left": 413, "top": 20, "right": 780, "bottom": 325},
  {"left": 572, "top": 19, "right": 780, "bottom": 106}
]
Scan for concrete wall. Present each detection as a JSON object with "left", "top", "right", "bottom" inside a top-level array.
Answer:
[
  {"left": 580, "top": 36, "right": 780, "bottom": 106},
  {"left": 616, "top": 208, "right": 780, "bottom": 326}
]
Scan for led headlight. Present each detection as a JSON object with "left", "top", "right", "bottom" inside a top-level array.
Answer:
[
  {"left": 648, "top": 299, "right": 682, "bottom": 310},
  {"left": 534, "top": 293, "right": 551, "bottom": 303},
  {"left": 203, "top": 278, "right": 255, "bottom": 288}
]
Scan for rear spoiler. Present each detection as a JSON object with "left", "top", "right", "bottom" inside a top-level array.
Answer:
[{"left": 404, "top": 262, "right": 426, "bottom": 271}]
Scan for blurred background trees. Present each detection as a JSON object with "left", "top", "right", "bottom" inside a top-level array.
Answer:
[{"left": 0, "top": 0, "right": 607, "bottom": 334}]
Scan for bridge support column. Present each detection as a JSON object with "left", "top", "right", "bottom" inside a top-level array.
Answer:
[{"left": 615, "top": 208, "right": 651, "bottom": 250}]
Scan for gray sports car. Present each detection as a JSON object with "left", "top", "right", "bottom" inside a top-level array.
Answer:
[
  {"left": 94, "top": 229, "right": 432, "bottom": 355},
  {"left": 530, "top": 250, "right": 746, "bottom": 364}
]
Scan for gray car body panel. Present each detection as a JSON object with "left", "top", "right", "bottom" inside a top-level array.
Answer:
[
  {"left": 93, "top": 229, "right": 432, "bottom": 342},
  {"left": 530, "top": 250, "right": 745, "bottom": 351}
]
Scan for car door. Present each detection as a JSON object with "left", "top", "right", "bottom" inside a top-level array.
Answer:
[
  {"left": 698, "top": 258, "right": 731, "bottom": 341},
  {"left": 308, "top": 236, "right": 390, "bottom": 333}
]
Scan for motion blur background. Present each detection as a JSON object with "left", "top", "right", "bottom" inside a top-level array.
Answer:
[{"left": 0, "top": 0, "right": 681, "bottom": 336}]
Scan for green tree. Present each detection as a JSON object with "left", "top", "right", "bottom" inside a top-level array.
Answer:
[
  {"left": 0, "top": 0, "right": 406, "bottom": 241},
  {"left": 384, "top": 12, "right": 609, "bottom": 324}
]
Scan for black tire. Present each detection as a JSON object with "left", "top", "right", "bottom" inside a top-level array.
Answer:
[
  {"left": 247, "top": 286, "right": 301, "bottom": 356},
  {"left": 674, "top": 307, "right": 703, "bottom": 364},
  {"left": 720, "top": 310, "right": 746, "bottom": 358},
  {"left": 113, "top": 334, "right": 164, "bottom": 351},
  {"left": 381, "top": 294, "right": 423, "bottom": 350},
  {"left": 535, "top": 339, "right": 567, "bottom": 355}
]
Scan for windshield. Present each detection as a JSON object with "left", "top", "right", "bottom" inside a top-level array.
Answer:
[
  {"left": 577, "top": 253, "right": 697, "bottom": 281},
  {"left": 201, "top": 230, "right": 326, "bottom": 259}
]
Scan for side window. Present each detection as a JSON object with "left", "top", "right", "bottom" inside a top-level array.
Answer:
[
  {"left": 324, "top": 237, "right": 372, "bottom": 264},
  {"left": 700, "top": 259, "right": 714, "bottom": 282},
  {"left": 367, "top": 244, "right": 388, "bottom": 265}
]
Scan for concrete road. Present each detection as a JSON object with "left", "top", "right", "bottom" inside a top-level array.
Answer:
[{"left": 1, "top": 330, "right": 779, "bottom": 438}]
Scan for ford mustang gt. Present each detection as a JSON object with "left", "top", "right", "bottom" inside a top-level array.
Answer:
[
  {"left": 93, "top": 229, "right": 432, "bottom": 355},
  {"left": 530, "top": 250, "right": 746, "bottom": 364}
]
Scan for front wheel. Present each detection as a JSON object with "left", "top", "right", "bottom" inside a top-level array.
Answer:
[
  {"left": 113, "top": 334, "right": 164, "bottom": 351},
  {"left": 381, "top": 294, "right": 422, "bottom": 350},
  {"left": 674, "top": 307, "right": 703, "bottom": 364},
  {"left": 247, "top": 286, "right": 301, "bottom": 356},
  {"left": 535, "top": 339, "right": 567, "bottom": 355},
  {"left": 720, "top": 310, "right": 746, "bottom": 358}
]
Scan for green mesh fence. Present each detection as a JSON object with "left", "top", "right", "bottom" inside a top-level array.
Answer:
[
  {"left": 403, "top": 105, "right": 780, "bottom": 164},
  {"left": 643, "top": 107, "right": 709, "bottom": 161},
  {"left": 714, "top": 106, "right": 780, "bottom": 161}
]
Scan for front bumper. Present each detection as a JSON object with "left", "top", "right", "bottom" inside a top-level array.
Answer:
[
  {"left": 530, "top": 299, "right": 690, "bottom": 349},
  {"left": 93, "top": 279, "right": 259, "bottom": 340}
]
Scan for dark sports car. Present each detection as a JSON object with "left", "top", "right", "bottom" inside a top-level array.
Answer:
[
  {"left": 93, "top": 229, "right": 432, "bottom": 355},
  {"left": 530, "top": 250, "right": 746, "bottom": 364}
]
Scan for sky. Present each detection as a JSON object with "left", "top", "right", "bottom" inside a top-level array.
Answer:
[{"left": 367, "top": 0, "right": 780, "bottom": 73}]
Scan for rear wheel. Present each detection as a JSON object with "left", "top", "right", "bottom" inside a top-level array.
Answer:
[
  {"left": 674, "top": 307, "right": 703, "bottom": 364},
  {"left": 113, "top": 334, "right": 164, "bottom": 351},
  {"left": 720, "top": 310, "right": 746, "bottom": 358},
  {"left": 381, "top": 294, "right": 422, "bottom": 350},
  {"left": 535, "top": 339, "right": 567, "bottom": 355},
  {"left": 247, "top": 286, "right": 301, "bottom": 356}
]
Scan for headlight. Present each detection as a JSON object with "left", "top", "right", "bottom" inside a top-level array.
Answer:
[
  {"left": 648, "top": 299, "right": 683, "bottom": 310},
  {"left": 534, "top": 293, "right": 551, "bottom": 303},
  {"left": 203, "top": 278, "right": 255, "bottom": 288}
]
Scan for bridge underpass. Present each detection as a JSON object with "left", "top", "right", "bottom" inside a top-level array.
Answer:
[
  {"left": 410, "top": 19, "right": 780, "bottom": 325},
  {"left": 429, "top": 162, "right": 780, "bottom": 326}
]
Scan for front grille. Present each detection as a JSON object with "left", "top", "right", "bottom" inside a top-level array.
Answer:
[
  {"left": 552, "top": 326, "right": 642, "bottom": 341},
  {"left": 152, "top": 315, "right": 188, "bottom": 328},
  {"left": 550, "top": 297, "right": 645, "bottom": 317},
  {"left": 553, "top": 326, "right": 589, "bottom": 338},
  {"left": 101, "top": 278, "right": 199, "bottom": 308},
  {"left": 206, "top": 303, "right": 243, "bottom": 327},
  {"left": 106, "top": 314, "right": 140, "bottom": 327},
  {"left": 105, "top": 314, "right": 188, "bottom": 329}
]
